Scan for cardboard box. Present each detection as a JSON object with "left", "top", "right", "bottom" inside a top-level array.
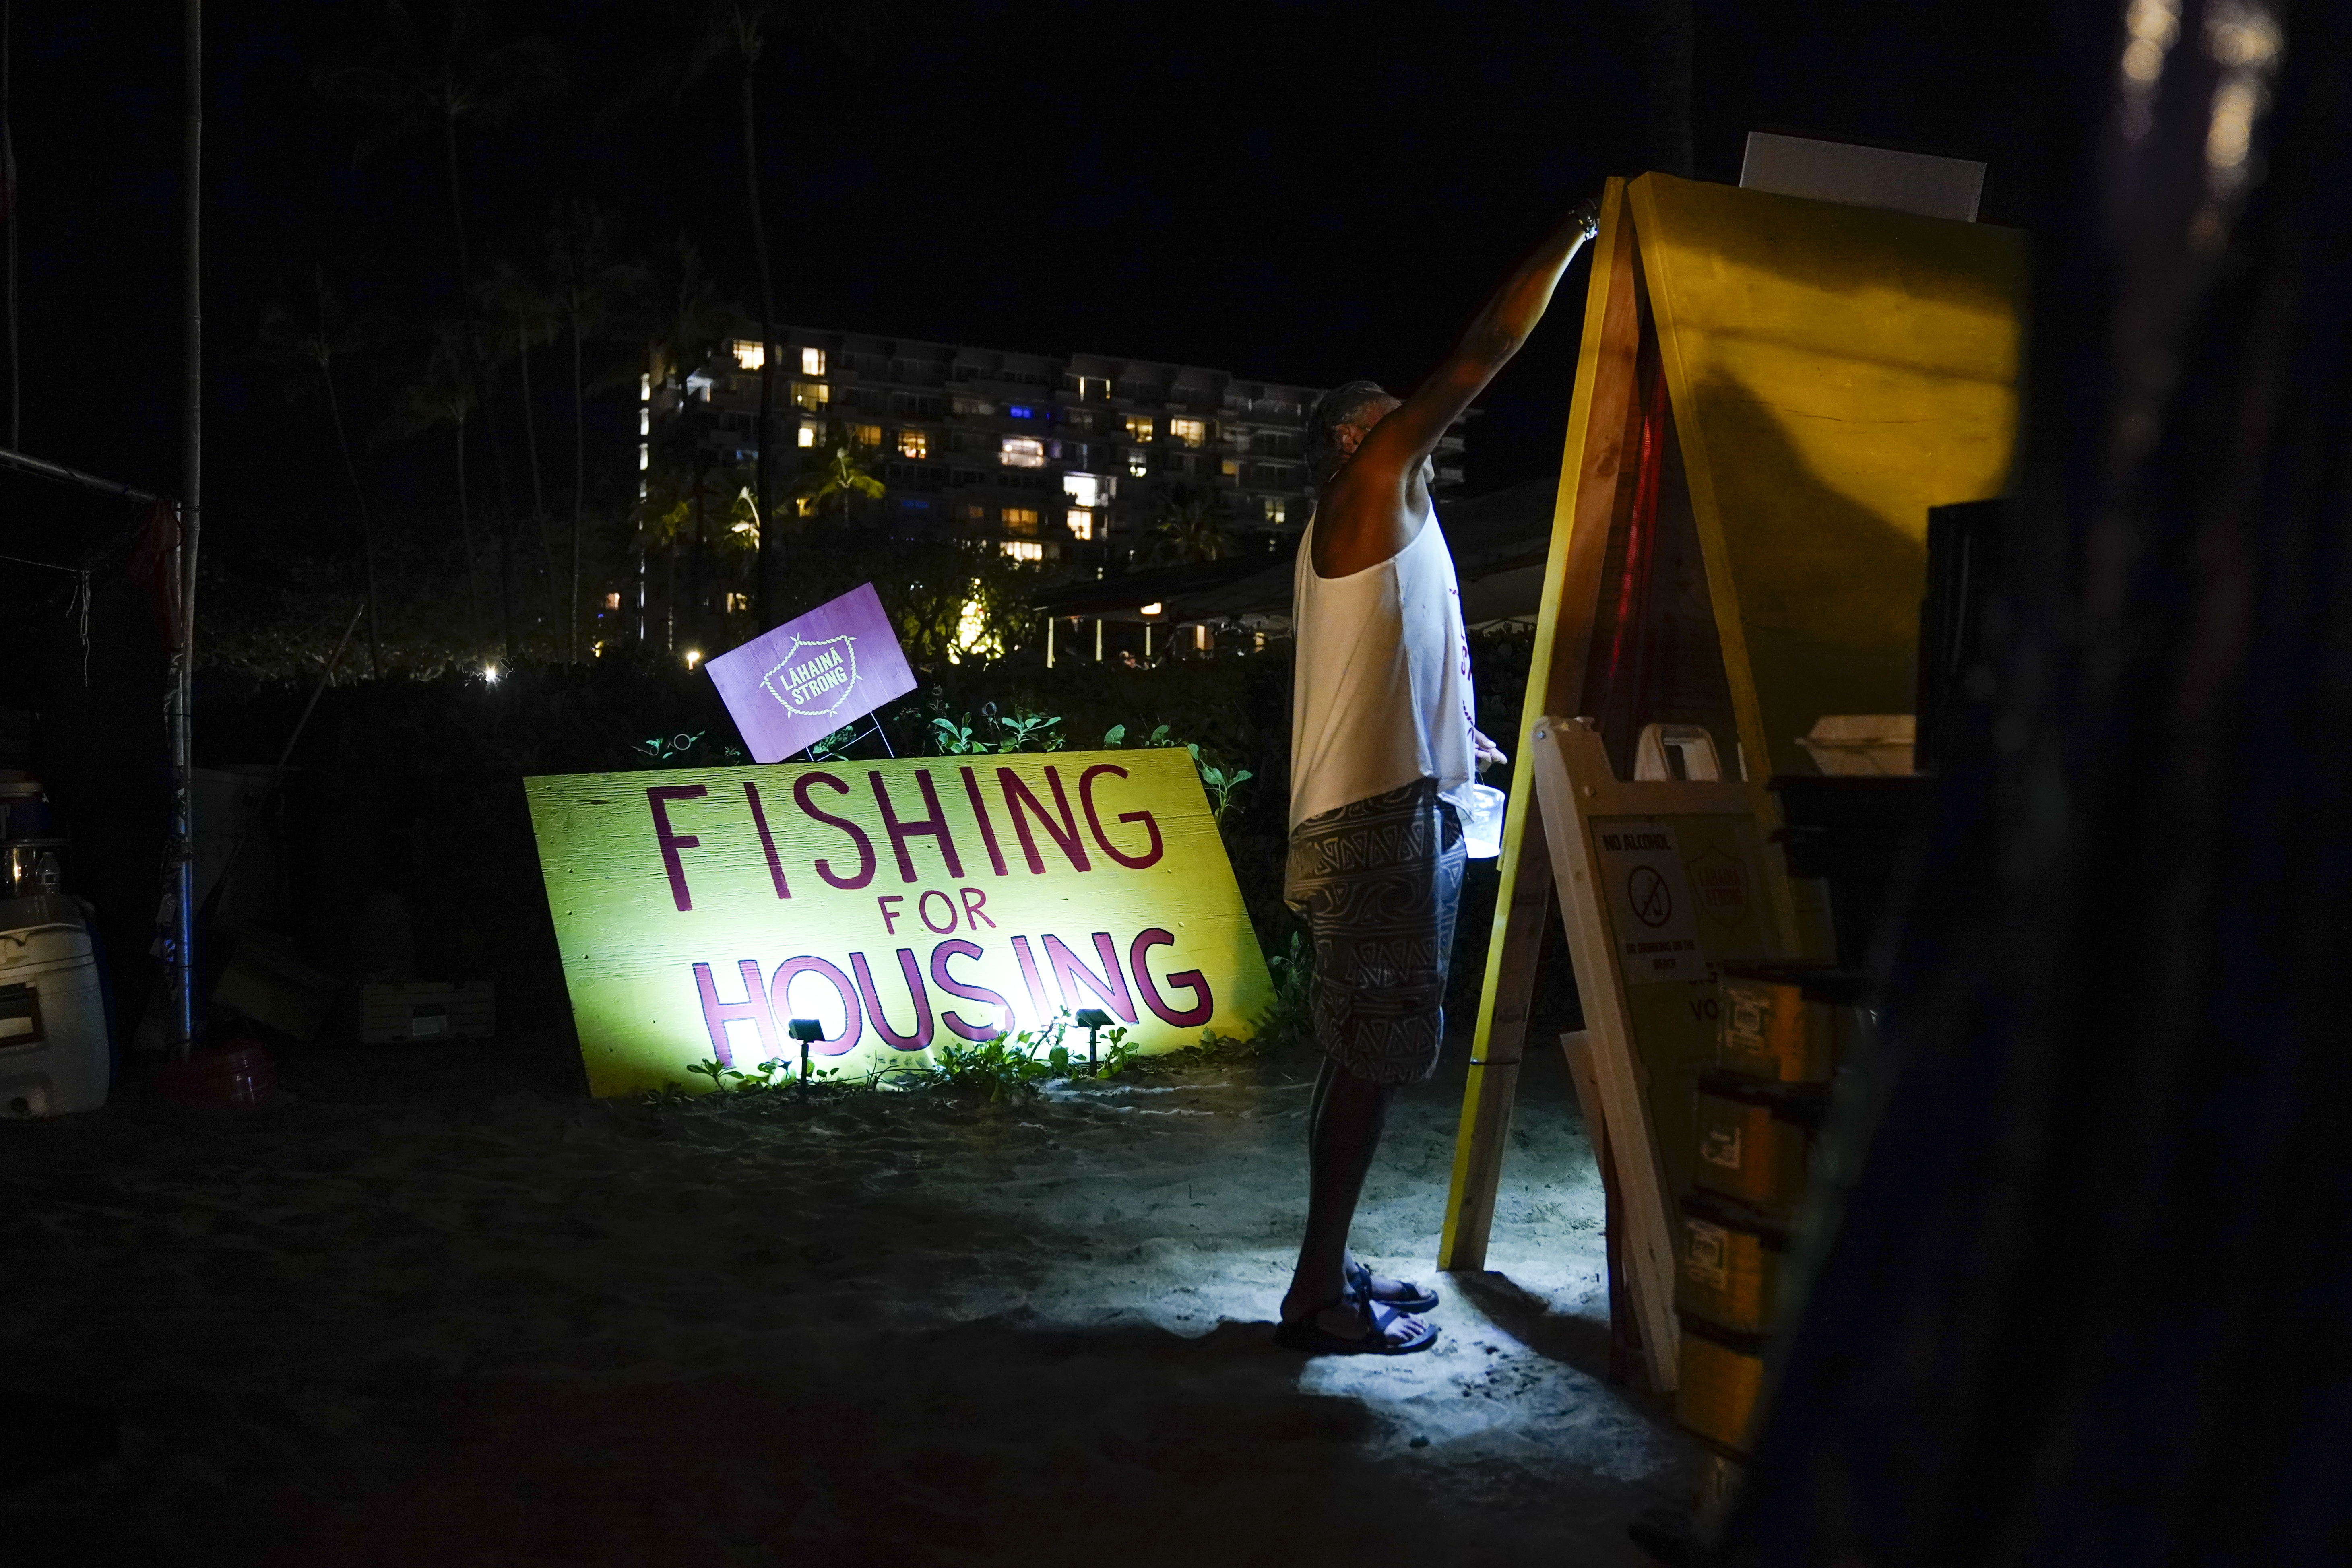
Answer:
[{"left": 361, "top": 981, "right": 494, "bottom": 1044}]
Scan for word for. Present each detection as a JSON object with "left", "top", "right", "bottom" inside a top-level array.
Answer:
[{"left": 690, "top": 928, "right": 1214, "bottom": 1062}]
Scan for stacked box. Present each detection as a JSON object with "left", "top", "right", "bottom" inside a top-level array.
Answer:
[{"left": 1674, "top": 963, "right": 1865, "bottom": 1459}]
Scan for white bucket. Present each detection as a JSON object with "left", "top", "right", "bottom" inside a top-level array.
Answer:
[{"left": 0, "top": 913, "right": 111, "bottom": 1118}]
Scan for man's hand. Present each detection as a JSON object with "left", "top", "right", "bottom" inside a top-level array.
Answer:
[
  {"left": 1473, "top": 727, "right": 1508, "bottom": 772},
  {"left": 1569, "top": 197, "right": 1600, "bottom": 242}
]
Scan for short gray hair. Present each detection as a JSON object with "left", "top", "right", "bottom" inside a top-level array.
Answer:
[{"left": 1305, "top": 380, "right": 1395, "bottom": 486}]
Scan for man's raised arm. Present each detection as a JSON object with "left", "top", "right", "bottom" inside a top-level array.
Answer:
[{"left": 1351, "top": 198, "right": 1602, "bottom": 484}]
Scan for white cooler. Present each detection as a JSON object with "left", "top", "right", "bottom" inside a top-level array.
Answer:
[{"left": 0, "top": 895, "right": 110, "bottom": 1118}]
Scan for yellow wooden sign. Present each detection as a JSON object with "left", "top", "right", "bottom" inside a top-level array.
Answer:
[
  {"left": 524, "top": 749, "right": 1273, "bottom": 1096},
  {"left": 1441, "top": 172, "right": 2024, "bottom": 1285}
]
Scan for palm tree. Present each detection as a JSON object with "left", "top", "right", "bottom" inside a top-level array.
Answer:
[
  {"left": 664, "top": 1, "right": 876, "bottom": 634},
  {"left": 623, "top": 237, "right": 737, "bottom": 642},
  {"left": 378, "top": 323, "right": 483, "bottom": 654},
  {"left": 794, "top": 428, "right": 884, "bottom": 528},
  {"left": 317, "top": 1, "right": 563, "bottom": 664},
  {"left": 483, "top": 257, "right": 562, "bottom": 624},
  {"left": 259, "top": 267, "right": 384, "bottom": 675},
  {"left": 544, "top": 201, "right": 638, "bottom": 662},
  {"left": 1138, "top": 486, "right": 1237, "bottom": 565}
]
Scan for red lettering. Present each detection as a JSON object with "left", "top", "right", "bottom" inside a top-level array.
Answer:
[
  {"left": 693, "top": 959, "right": 777, "bottom": 1066},
  {"left": 870, "top": 768, "right": 964, "bottom": 884},
  {"left": 743, "top": 782, "right": 791, "bottom": 900},
  {"left": 1009, "top": 935, "right": 1052, "bottom": 1028},
  {"left": 918, "top": 889, "right": 958, "bottom": 934},
  {"left": 959, "top": 766, "right": 1009, "bottom": 876},
  {"left": 646, "top": 786, "right": 708, "bottom": 911},
  {"left": 876, "top": 894, "right": 906, "bottom": 935},
  {"left": 1044, "top": 931, "right": 1136, "bottom": 1024},
  {"left": 1078, "top": 764, "right": 1164, "bottom": 870},
  {"left": 769, "top": 957, "right": 863, "bottom": 1055},
  {"left": 852, "top": 948, "right": 934, "bottom": 1051},
  {"left": 1127, "top": 928, "right": 1214, "bottom": 1028},
  {"left": 929, "top": 939, "right": 1012, "bottom": 1041},
  {"left": 997, "top": 765, "right": 1091, "bottom": 874},
  {"left": 793, "top": 772, "right": 876, "bottom": 890},
  {"left": 958, "top": 885, "right": 995, "bottom": 929}
]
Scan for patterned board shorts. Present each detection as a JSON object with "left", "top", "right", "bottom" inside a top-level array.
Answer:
[{"left": 1284, "top": 778, "right": 1467, "bottom": 1086}]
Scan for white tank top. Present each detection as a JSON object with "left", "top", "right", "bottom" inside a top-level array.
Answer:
[{"left": 1289, "top": 506, "right": 1477, "bottom": 830}]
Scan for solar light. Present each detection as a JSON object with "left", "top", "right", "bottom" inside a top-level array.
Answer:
[
  {"left": 787, "top": 1017, "right": 825, "bottom": 1091},
  {"left": 1074, "top": 1007, "right": 1113, "bottom": 1065}
]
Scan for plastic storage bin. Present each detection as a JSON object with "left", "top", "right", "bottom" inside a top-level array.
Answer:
[{"left": 0, "top": 895, "right": 111, "bottom": 1117}]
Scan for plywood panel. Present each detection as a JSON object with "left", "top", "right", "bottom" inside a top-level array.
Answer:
[{"left": 1628, "top": 175, "right": 2026, "bottom": 777}]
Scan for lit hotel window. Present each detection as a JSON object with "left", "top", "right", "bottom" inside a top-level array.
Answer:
[
  {"left": 725, "top": 592, "right": 748, "bottom": 611},
  {"left": 793, "top": 381, "right": 829, "bottom": 411},
  {"left": 1002, "top": 541, "right": 1044, "bottom": 561},
  {"left": 1066, "top": 509, "right": 1094, "bottom": 541},
  {"left": 851, "top": 423, "right": 883, "bottom": 447},
  {"left": 1127, "top": 449, "right": 1150, "bottom": 478},
  {"left": 1008, "top": 405, "right": 1036, "bottom": 419},
  {"left": 898, "top": 429, "right": 929, "bottom": 459},
  {"left": 1002, "top": 508, "right": 1040, "bottom": 534},
  {"left": 604, "top": 592, "right": 622, "bottom": 609},
  {"left": 1262, "top": 497, "right": 1288, "bottom": 524},
  {"left": 1001, "top": 436, "right": 1046, "bottom": 468},
  {"left": 1063, "top": 472, "right": 1103, "bottom": 507},
  {"left": 1222, "top": 459, "right": 1241, "bottom": 478},
  {"left": 1169, "top": 417, "right": 1206, "bottom": 448},
  {"left": 798, "top": 423, "right": 818, "bottom": 448},
  {"left": 801, "top": 346, "right": 826, "bottom": 376},
  {"left": 731, "top": 339, "right": 764, "bottom": 370},
  {"left": 1124, "top": 415, "right": 1155, "bottom": 442}
]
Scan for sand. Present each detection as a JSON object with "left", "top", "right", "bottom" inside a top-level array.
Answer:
[{"left": 0, "top": 1028, "right": 1690, "bottom": 1565}]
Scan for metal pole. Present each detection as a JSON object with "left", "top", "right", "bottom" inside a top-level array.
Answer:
[
  {"left": 0, "top": 444, "right": 165, "bottom": 505},
  {"left": 169, "top": 0, "right": 201, "bottom": 1060}
]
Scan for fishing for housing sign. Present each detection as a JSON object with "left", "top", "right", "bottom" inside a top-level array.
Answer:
[{"left": 524, "top": 748, "right": 1274, "bottom": 1096}]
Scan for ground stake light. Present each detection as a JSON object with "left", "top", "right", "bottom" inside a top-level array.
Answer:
[
  {"left": 1074, "top": 1008, "right": 1112, "bottom": 1066},
  {"left": 787, "top": 1017, "right": 825, "bottom": 1092}
]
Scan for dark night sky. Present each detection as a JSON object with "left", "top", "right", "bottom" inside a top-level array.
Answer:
[{"left": 8, "top": 1, "right": 2051, "bottom": 561}]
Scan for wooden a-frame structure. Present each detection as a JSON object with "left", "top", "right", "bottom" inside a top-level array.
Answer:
[{"left": 1437, "top": 173, "right": 2026, "bottom": 1372}]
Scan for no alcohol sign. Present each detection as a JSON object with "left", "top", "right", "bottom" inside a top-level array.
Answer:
[{"left": 1591, "top": 821, "right": 1705, "bottom": 983}]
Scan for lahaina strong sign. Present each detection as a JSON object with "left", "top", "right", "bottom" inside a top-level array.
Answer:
[{"left": 525, "top": 748, "right": 1273, "bottom": 1094}]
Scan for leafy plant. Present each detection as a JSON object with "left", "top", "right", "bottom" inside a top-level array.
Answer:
[
  {"left": 927, "top": 705, "right": 1063, "bottom": 756},
  {"left": 1188, "top": 743, "right": 1253, "bottom": 823},
  {"left": 633, "top": 730, "right": 744, "bottom": 765},
  {"left": 806, "top": 724, "right": 859, "bottom": 761},
  {"left": 991, "top": 710, "right": 1062, "bottom": 752},
  {"left": 927, "top": 716, "right": 987, "bottom": 754}
]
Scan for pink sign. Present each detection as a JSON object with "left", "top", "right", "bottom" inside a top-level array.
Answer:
[{"left": 704, "top": 583, "right": 917, "bottom": 763}]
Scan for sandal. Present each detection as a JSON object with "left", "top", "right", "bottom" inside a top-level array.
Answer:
[
  {"left": 1348, "top": 1259, "right": 1439, "bottom": 1314},
  {"left": 1275, "top": 1292, "right": 1439, "bottom": 1356}
]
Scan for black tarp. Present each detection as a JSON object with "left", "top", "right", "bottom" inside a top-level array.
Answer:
[{"left": 1721, "top": 3, "right": 2352, "bottom": 1563}]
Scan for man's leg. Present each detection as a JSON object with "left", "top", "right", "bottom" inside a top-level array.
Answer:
[{"left": 1281, "top": 1055, "right": 1397, "bottom": 1335}]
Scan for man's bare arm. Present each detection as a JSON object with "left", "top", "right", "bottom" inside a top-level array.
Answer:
[{"left": 1316, "top": 199, "right": 1600, "bottom": 574}]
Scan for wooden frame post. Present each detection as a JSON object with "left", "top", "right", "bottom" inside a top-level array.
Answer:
[{"left": 1439, "top": 177, "right": 1645, "bottom": 1270}]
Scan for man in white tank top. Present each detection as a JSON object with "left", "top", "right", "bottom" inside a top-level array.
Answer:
[{"left": 1277, "top": 197, "right": 1600, "bottom": 1355}]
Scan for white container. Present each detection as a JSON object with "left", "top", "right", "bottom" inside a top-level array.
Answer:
[
  {"left": 1461, "top": 782, "right": 1508, "bottom": 860},
  {"left": 0, "top": 903, "right": 110, "bottom": 1118}
]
